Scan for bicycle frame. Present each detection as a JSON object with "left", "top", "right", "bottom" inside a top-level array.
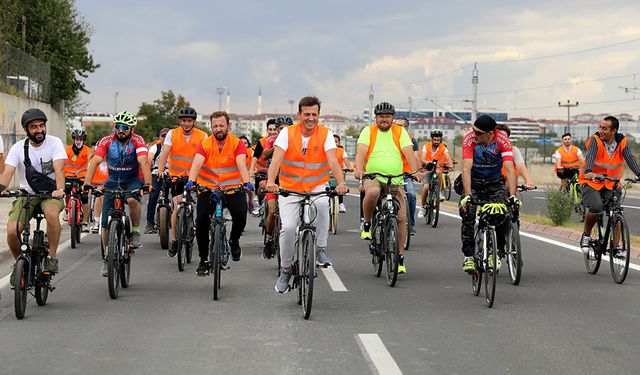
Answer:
[{"left": 65, "top": 177, "right": 83, "bottom": 225}]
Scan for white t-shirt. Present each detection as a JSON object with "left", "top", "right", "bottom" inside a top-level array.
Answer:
[
  {"left": 274, "top": 126, "right": 337, "bottom": 154},
  {"left": 5, "top": 136, "right": 67, "bottom": 193},
  {"left": 513, "top": 146, "right": 525, "bottom": 166},
  {"left": 149, "top": 143, "right": 160, "bottom": 173},
  {"left": 164, "top": 129, "right": 192, "bottom": 147},
  {"left": 0, "top": 135, "right": 4, "bottom": 154}
]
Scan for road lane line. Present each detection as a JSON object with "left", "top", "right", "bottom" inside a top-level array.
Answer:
[
  {"left": 622, "top": 205, "right": 640, "bottom": 210},
  {"left": 439, "top": 211, "right": 640, "bottom": 272},
  {"left": 320, "top": 266, "right": 348, "bottom": 292},
  {"left": 356, "top": 334, "right": 403, "bottom": 375}
]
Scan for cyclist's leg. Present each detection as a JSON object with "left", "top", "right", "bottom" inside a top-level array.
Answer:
[
  {"left": 460, "top": 194, "right": 477, "bottom": 258},
  {"left": 170, "top": 178, "right": 186, "bottom": 240},
  {"left": 420, "top": 179, "right": 429, "bottom": 207},
  {"left": 40, "top": 198, "right": 64, "bottom": 256},
  {"left": 362, "top": 179, "right": 382, "bottom": 223},
  {"left": 124, "top": 179, "right": 143, "bottom": 229},
  {"left": 278, "top": 194, "right": 301, "bottom": 270},
  {"left": 195, "top": 190, "right": 213, "bottom": 263},
  {"left": 146, "top": 174, "right": 161, "bottom": 227},
  {"left": 80, "top": 181, "right": 90, "bottom": 224},
  {"left": 313, "top": 184, "right": 330, "bottom": 248},
  {"left": 582, "top": 185, "right": 605, "bottom": 235},
  {"left": 393, "top": 186, "right": 408, "bottom": 254},
  {"left": 265, "top": 194, "right": 277, "bottom": 234},
  {"left": 403, "top": 176, "right": 416, "bottom": 229},
  {"left": 225, "top": 191, "right": 248, "bottom": 242},
  {"left": 6, "top": 197, "right": 29, "bottom": 259},
  {"left": 486, "top": 181, "right": 508, "bottom": 251}
]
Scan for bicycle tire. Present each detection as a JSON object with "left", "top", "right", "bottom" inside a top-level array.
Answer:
[
  {"left": 431, "top": 183, "right": 440, "bottom": 228},
  {"left": 471, "top": 229, "right": 482, "bottom": 296},
  {"left": 585, "top": 220, "right": 603, "bottom": 274},
  {"left": 403, "top": 197, "right": 411, "bottom": 251},
  {"left": 158, "top": 205, "right": 170, "bottom": 250},
  {"left": 301, "top": 230, "right": 315, "bottom": 319},
  {"left": 384, "top": 218, "right": 400, "bottom": 287},
  {"left": 331, "top": 196, "right": 338, "bottom": 235},
  {"left": 372, "top": 223, "right": 383, "bottom": 277},
  {"left": 609, "top": 214, "right": 631, "bottom": 284},
  {"left": 70, "top": 200, "right": 78, "bottom": 249},
  {"left": 120, "top": 227, "right": 131, "bottom": 289},
  {"left": 176, "top": 207, "right": 187, "bottom": 272},
  {"left": 212, "top": 224, "right": 224, "bottom": 300},
  {"left": 484, "top": 228, "right": 497, "bottom": 308},
  {"left": 185, "top": 209, "right": 194, "bottom": 264},
  {"left": 14, "top": 258, "right": 29, "bottom": 319},
  {"left": 506, "top": 221, "right": 523, "bottom": 285},
  {"left": 34, "top": 252, "right": 49, "bottom": 306},
  {"left": 75, "top": 202, "right": 82, "bottom": 244},
  {"left": 444, "top": 174, "right": 452, "bottom": 201},
  {"left": 107, "top": 219, "right": 121, "bottom": 299}
]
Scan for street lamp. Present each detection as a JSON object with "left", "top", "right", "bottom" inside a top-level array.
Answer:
[
  {"left": 288, "top": 99, "right": 295, "bottom": 117},
  {"left": 216, "top": 87, "right": 226, "bottom": 111},
  {"left": 114, "top": 90, "right": 119, "bottom": 114}
]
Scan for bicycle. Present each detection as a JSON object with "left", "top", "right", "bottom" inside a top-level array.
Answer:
[
  {"left": 563, "top": 169, "right": 585, "bottom": 222},
  {"left": 275, "top": 188, "right": 338, "bottom": 319},
  {"left": 584, "top": 176, "right": 639, "bottom": 284},
  {"left": 329, "top": 168, "right": 352, "bottom": 235},
  {"left": 175, "top": 183, "right": 196, "bottom": 272},
  {"left": 441, "top": 170, "right": 452, "bottom": 201},
  {"left": 156, "top": 175, "right": 179, "bottom": 249},
  {"left": 423, "top": 161, "right": 448, "bottom": 228},
  {"left": 2, "top": 190, "right": 56, "bottom": 319},
  {"left": 65, "top": 177, "right": 83, "bottom": 248},
  {"left": 197, "top": 184, "right": 245, "bottom": 301},
  {"left": 92, "top": 187, "right": 142, "bottom": 299},
  {"left": 363, "top": 172, "right": 408, "bottom": 288},
  {"left": 259, "top": 188, "right": 281, "bottom": 271},
  {"left": 501, "top": 185, "right": 536, "bottom": 286}
]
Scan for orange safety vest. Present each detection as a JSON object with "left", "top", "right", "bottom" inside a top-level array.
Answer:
[
  {"left": 167, "top": 128, "right": 208, "bottom": 177},
  {"left": 279, "top": 123, "right": 331, "bottom": 192},
  {"left": 256, "top": 137, "right": 270, "bottom": 173},
  {"left": 364, "top": 124, "right": 410, "bottom": 173},
  {"left": 64, "top": 145, "right": 91, "bottom": 179},
  {"left": 421, "top": 142, "right": 447, "bottom": 165},
  {"left": 554, "top": 145, "right": 581, "bottom": 172},
  {"left": 246, "top": 147, "right": 253, "bottom": 169},
  {"left": 196, "top": 134, "right": 243, "bottom": 189},
  {"left": 579, "top": 135, "right": 627, "bottom": 190},
  {"left": 336, "top": 147, "right": 345, "bottom": 169},
  {"left": 92, "top": 161, "right": 109, "bottom": 185}
]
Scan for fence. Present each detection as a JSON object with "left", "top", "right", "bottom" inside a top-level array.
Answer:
[{"left": 0, "top": 42, "right": 50, "bottom": 103}]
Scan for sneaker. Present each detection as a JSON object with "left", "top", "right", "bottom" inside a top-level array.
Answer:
[
  {"left": 230, "top": 239, "right": 242, "bottom": 261},
  {"left": 580, "top": 233, "right": 591, "bottom": 254},
  {"left": 9, "top": 264, "right": 15, "bottom": 286},
  {"left": 263, "top": 235, "right": 274, "bottom": 259},
  {"left": 439, "top": 193, "right": 446, "bottom": 202},
  {"left": 144, "top": 224, "right": 157, "bottom": 234},
  {"left": 316, "top": 247, "right": 332, "bottom": 266},
  {"left": 90, "top": 223, "right": 100, "bottom": 234},
  {"left": 223, "top": 209, "right": 232, "bottom": 221},
  {"left": 43, "top": 256, "right": 59, "bottom": 274},
  {"left": 62, "top": 209, "right": 68, "bottom": 222},
  {"left": 251, "top": 206, "right": 261, "bottom": 217},
  {"left": 168, "top": 240, "right": 178, "bottom": 257},
  {"left": 409, "top": 226, "right": 416, "bottom": 235},
  {"left": 196, "top": 261, "right": 209, "bottom": 276},
  {"left": 100, "top": 260, "right": 108, "bottom": 277},
  {"left": 463, "top": 256, "right": 476, "bottom": 273},
  {"left": 248, "top": 201, "right": 254, "bottom": 214},
  {"left": 398, "top": 264, "right": 406, "bottom": 274},
  {"left": 489, "top": 253, "right": 502, "bottom": 271},
  {"left": 130, "top": 232, "right": 142, "bottom": 248},
  {"left": 361, "top": 222, "right": 372, "bottom": 240},
  {"left": 339, "top": 203, "right": 347, "bottom": 213},
  {"left": 275, "top": 270, "right": 292, "bottom": 293},
  {"left": 81, "top": 223, "right": 90, "bottom": 233},
  {"left": 417, "top": 207, "right": 425, "bottom": 218}
]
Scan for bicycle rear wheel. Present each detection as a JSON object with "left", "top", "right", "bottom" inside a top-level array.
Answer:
[
  {"left": 585, "top": 220, "right": 602, "bottom": 274},
  {"left": 372, "top": 224, "right": 383, "bottom": 277},
  {"left": 425, "top": 188, "right": 434, "bottom": 225},
  {"left": 300, "top": 230, "right": 315, "bottom": 320},
  {"left": 212, "top": 224, "right": 224, "bottom": 300},
  {"left": 185, "top": 210, "right": 194, "bottom": 264},
  {"left": 120, "top": 233, "right": 131, "bottom": 289},
  {"left": 431, "top": 183, "right": 440, "bottom": 228},
  {"left": 176, "top": 207, "right": 187, "bottom": 272},
  {"left": 484, "top": 228, "right": 497, "bottom": 308},
  {"left": 107, "top": 220, "right": 122, "bottom": 299},
  {"left": 404, "top": 196, "right": 411, "bottom": 251},
  {"left": 14, "top": 258, "right": 29, "bottom": 319},
  {"left": 71, "top": 200, "right": 78, "bottom": 249},
  {"left": 35, "top": 253, "right": 49, "bottom": 306},
  {"left": 331, "top": 196, "right": 338, "bottom": 235},
  {"left": 158, "top": 205, "right": 170, "bottom": 250},
  {"left": 471, "top": 229, "right": 482, "bottom": 296},
  {"left": 384, "top": 219, "right": 400, "bottom": 287},
  {"left": 609, "top": 214, "right": 630, "bottom": 284},
  {"left": 506, "top": 221, "right": 522, "bottom": 285}
]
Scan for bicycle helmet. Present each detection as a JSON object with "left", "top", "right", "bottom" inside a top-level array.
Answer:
[
  {"left": 374, "top": 102, "right": 395, "bottom": 115},
  {"left": 21, "top": 108, "right": 47, "bottom": 128},
  {"left": 479, "top": 203, "right": 508, "bottom": 226},
  {"left": 430, "top": 128, "right": 443, "bottom": 137},
  {"left": 178, "top": 106, "right": 197, "bottom": 119},
  {"left": 72, "top": 129, "right": 88, "bottom": 140},
  {"left": 275, "top": 116, "right": 293, "bottom": 126},
  {"left": 113, "top": 111, "right": 137, "bottom": 127}
]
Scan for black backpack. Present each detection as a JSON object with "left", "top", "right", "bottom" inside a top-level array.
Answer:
[{"left": 23, "top": 140, "right": 57, "bottom": 193}]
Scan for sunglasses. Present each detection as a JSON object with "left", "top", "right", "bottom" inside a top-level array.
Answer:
[
  {"left": 473, "top": 129, "right": 488, "bottom": 136},
  {"left": 115, "top": 123, "right": 131, "bottom": 132}
]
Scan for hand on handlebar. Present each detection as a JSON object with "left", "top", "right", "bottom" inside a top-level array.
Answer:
[
  {"left": 266, "top": 183, "right": 279, "bottom": 194},
  {"left": 335, "top": 184, "right": 349, "bottom": 195}
]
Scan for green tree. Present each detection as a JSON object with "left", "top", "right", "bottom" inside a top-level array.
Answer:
[
  {"left": 0, "top": 0, "right": 99, "bottom": 106},
  {"left": 85, "top": 122, "right": 113, "bottom": 145},
  {"left": 136, "top": 90, "right": 190, "bottom": 142},
  {"left": 344, "top": 125, "right": 362, "bottom": 138},
  {"left": 250, "top": 130, "right": 262, "bottom": 145}
]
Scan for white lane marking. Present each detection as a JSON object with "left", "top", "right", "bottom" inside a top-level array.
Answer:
[
  {"left": 321, "top": 267, "right": 348, "bottom": 292},
  {"left": 439, "top": 211, "right": 640, "bottom": 271},
  {"left": 622, "top": 205, "right": 640, "bottom": 210},
  {"left": 534, "top": 197, "right": 546, "bottom": 200},
  {"left": 356, "top": 334, "right": 403, "bottom": 375}
]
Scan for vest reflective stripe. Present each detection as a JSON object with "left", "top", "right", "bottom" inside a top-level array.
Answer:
[
  {"left": 364, "top": 124, "right": 408, "bottom": 172},
  {"left": 256, "top": 137, "right": 269, "bottom": 172},
  {"left": 64, "top": 145, "right": 91, "bottom": 179},
  {"left": 196, "top": 134, "right": 243, "bottom": 189},
  {"left": 579, "top": 135, "right": 627, "bottom": 190},
  {"left": 168, "top": 128, "right": 207, "bottom": 177},
  {"left": 279, "top": 123, "right": 330, "bottom": 192}
]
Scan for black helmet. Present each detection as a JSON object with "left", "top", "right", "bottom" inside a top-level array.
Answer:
[
  {"left": 178, "top": 106, "right": 197, "bottom": 119},
  {"left": 374, "top": 102, "right": 395, "bottom": 115},
  {"left": 275, "top": 116, "right": 293, "bottom": 126},
  {"left": 21, "top": 108, "right": 47, "bottom": 128},
  {"left": 430, "top": 128, "right": 443, "bottom": 137},
  {"left": 72, "top": 129, "right": 88, "bottom": 140}
]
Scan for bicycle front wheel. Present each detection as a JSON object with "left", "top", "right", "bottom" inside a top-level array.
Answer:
[
  {"left": 212, "top": 224, "right": 224, "bottom": 300},
  {"left": 185, "top": 209, "right": 194, "bottom": 264},
  {"left": 444, "top": 174, "right": 452, "bottom": 200},
  {"left": 471, "top": 229, "right": 482, "bottom": 296},
  {"left": 484, "top": 228, "right": 497, "bottom": 308},
  {"left": 70, "top": 200, "right": 78, "bottom": 249},
  {"left": 384, "top": 219, "right": 400, "bottom": 287},
  {"left": 300, "top": 230, "right": 315, "bottom": 319},
  {"left": 331, "top": 196, "right": 338, "bottom": 235},
  {"left": 158, "top": 205, "right": 170, "bottom": 250},
  {"left": 35, "top": 251, "right": 49, "bottom": 306},
  {"left": 120, "top": 231, "right": 131, "bottom": 289},
  {"left": 107, "top": 220, "right": 122, "bottom": 299},
  {"left": 609, "top": 214, "right": 631, "bottom": 284},
  {"left": 506, "top": 221, "right": 523, "bottom": 285},
  {"left": 585, "top": 220, "right": 602, "bottom": 274},
  {"left": 14, "top": 258, "right": 29, "bottom": 319},
  {"left": 431, "top": 183, "right": 440, "bottom": 228},
  {"left": 176, "top": 207, "right": 187, "bottom": 272}
]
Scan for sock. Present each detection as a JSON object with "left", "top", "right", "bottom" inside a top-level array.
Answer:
[
  {"left": 363, "top": 222, "right": 371, "bottom": 231},
  {"left": 132, "top": 226, "right": 140, "bottom": 233},
  {"left": 399, "top": 256, "right": 404, "bottom": 265},
  {"left": 94, "top": 217, "right": 100, "bottom": 223}
]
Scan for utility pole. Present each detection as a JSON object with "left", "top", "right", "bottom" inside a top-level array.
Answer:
[
  {"left": 558, "top": 100, "right": 579, "bottom": 134},
  {"left": 369, "top": 85, "right": 374, "bottom": 124},
  {"left": 408, "top": 97, "right": 413, "bottom": 124},
  {"left": 21, "top": 15, "right": 26, "bottom": 49},
  {"left": 427, "top": 98, "right": 470, "bottom": 159},
  {"left": 288, "top": 99, "right": 295, "bottom": 117},
  {"left": 226, "top": 86, "right": 231, "bottom": 113},
  {"left": 471, "top": 62, "right": 478, "bottom": 124},
  {"left": 114, "top": 90, "right": 119, "bottom": 114},
  {"left": 216, "top": 87, "right": 225, "bottom": 111}
]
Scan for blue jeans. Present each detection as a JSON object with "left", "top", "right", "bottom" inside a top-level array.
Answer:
[
  {"left": 101, "top": 179, "right": 143, "bottom": 227},
  {"left": 404, "top": 176, "right": 416, "bottom": 229}
]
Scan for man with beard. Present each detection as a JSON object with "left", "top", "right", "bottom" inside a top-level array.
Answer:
[
  {"left": 156, "top": 107, "right": 208, "bottom": 257},
  {"left": 186, "top": 111, "right": 252, "bottom": 276},
  {"left": 0, "top": 108, "right": 67, "bottom": 278},
  {"left": 64, "top": 129, "right": 92, "bottom": 231},
  {"left": 84, "top": 111, "right": 152, "bottom": 276}
]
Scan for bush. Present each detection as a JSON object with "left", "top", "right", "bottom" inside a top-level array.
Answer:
[{"left": 545, "top": 187, "right": 572, "bottom": 225}]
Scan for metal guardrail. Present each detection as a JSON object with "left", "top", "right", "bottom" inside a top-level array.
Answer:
[{"left": 0, "top": 42, "right": 50, "bottom": 103}]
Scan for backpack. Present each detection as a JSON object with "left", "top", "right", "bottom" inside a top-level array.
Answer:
[{"left": 24, "top": 140, "right": 57, "bottom": 193}]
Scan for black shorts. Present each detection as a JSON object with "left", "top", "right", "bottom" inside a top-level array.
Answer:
[
  {"left": 557, "top": 168, "right": 579, "bottom": 180},
  {"left": 170, "top": 178, "right": 188, "bottom": 197},
  {"left": 582, "top": 184, "right": 619, "bottom": 214}
]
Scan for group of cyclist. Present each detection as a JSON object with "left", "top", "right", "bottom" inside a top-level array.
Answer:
[{"left": 1, "top": 99, "right": 639, "bottom": 295}]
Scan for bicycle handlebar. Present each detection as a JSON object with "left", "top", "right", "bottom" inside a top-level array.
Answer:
[
  {"left": 197, "top": 184, "right": 246, "bottom": 195},
  {"left": 0, "top": 190, "right": 52, "bottom": 199},
  {"left": 276, "top": 188, "right": 340, "bottom": 198}
]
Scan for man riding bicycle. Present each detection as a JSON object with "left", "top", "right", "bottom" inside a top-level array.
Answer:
[
  {"left": 0, "top": 108, "right": 67, "bottom": 278},
  {"left": 554, "top": 132, "right": 584, "bottom": 190},
  {"left": 84, "top": 111, "right": 152, "bottom": 276},
  {"left": 356, "top": 102, "right": 422, "bottom": 274},
  {"left": 459, "top": 115, "right": 518, "bottom": 273},
  {"left": 250, "top": 118, "right": 278, "bottom": 215},
  {"left": 579, "top": 116, "right": 640, "bottom": 253},
  {"left": 64, "top": 129, "right": 92, "bottom": 231},
  {"left": 145, "top": 127, "right": 169, "bottom": 234},
  {"left": 418, "top": 128, "right": 452, "bottom": 218},
  {"left": 266, "top": 96, "right": 348, "bottom": 293},
  {"left": 156, "top": 107, "right": 208, "bottom": 257},
  {"left": 186, "top": 111, "right": 252, "bottom": 276}
]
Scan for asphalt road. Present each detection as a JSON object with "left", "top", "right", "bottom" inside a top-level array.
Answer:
[{"left": 1, "top": 194, "right": 640, "bottom": 374}]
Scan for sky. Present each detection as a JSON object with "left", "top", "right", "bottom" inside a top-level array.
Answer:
[{"left": 76, "top": 0, "right": 640, "bottom": 120}]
